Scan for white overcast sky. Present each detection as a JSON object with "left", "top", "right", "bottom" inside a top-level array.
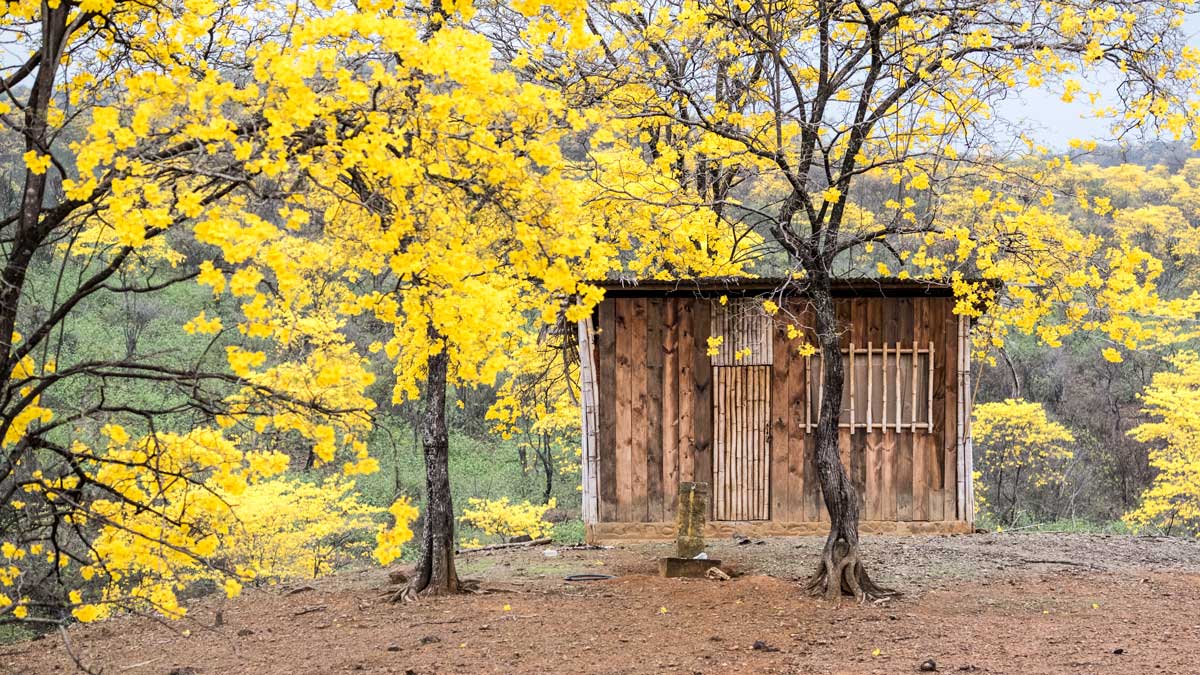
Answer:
[{"left": 997, "top": 14, "right": 1200, "bottom": 150}]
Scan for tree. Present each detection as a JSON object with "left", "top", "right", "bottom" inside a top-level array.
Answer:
[
  {"left": 973, "top": 399, "right": 1075, "bottom": 526},
  {"left": 1124, "top": 351, "right": 1200, "bottom": 536},
  {"left": 568, "top": 0, "right": 1200, "bottom": 600},
  {"left": 174, "top": 0, "right": 746, "bottom": 599},
  {"left": 0, "top": 0, "right": 410, "bottom": 627}
]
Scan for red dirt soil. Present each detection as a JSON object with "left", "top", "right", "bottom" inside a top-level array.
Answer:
[{"left": 4, "top": 533, "right": 1200, "bottom": 674}]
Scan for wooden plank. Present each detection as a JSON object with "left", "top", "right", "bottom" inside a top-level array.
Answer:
[
  {"left": 630, "top": 297, "right": 649, "bottom": 522},
  {"left": 678, "top": 299, "right": 695, "bottom": 484},
  {"left": 597, "top": 301, "right": 618, "bottom": 522},
  {"left": 896, "top": 297, "right": 914, "bottom": 520},
  {"left": 662, "top": 299, "right": 679, "bottom": 522},
  {"left": 577, "top": 317, "right": 600, "bottom": 524},
  {"left": 771, "top": 316, "right": 790, "bottom": 521},
  {"left": 789, "top": 304, "right": 810, "bottom": 521},
  {"left": 928, "top": 299, "right": 946, "bottom": 522},
  {"left": 760, "top": 366, "right": 771, "bottom": 519},
  {"left": 645, "top": 298, "right": 664, "bottom": 523},
  {"left": 713, "top": 366, "right": 724, "bottom": 519},
  {"left": 760, "top": 365, "right": 769, "bottom": 519},
  {"left": 943, "top": 298, "right": 958, "bottom": 522},
  {"left": 614, "top": 299, "right": 634, "bottom": 522},
  {"left": 911, "top": 298, "right": 928, "bottom": 521},
  {"left": 693, "top": 301, "right": 714, "bottom": 518}
]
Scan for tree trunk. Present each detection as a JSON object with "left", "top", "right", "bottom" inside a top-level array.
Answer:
[
  {"left": 394, "top": 347, "right": 461, "bottom": 600},
  {"left": 804, "top": 279, "right": 896, "bottom": 602},
  {"left": 541, "top": 437, "right": 553, "bottom": 505}
]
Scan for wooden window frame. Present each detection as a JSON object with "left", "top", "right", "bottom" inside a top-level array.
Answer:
[{"left": 804, "top": 342, "right": 935, "bottom": 433}]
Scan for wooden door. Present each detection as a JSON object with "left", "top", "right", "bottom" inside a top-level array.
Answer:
[
  {"left": 713, "top": 365, "right": 771, "bottom": 520},
  {"left": 711, "top": 299, "right": 773, "bottom": 521}
]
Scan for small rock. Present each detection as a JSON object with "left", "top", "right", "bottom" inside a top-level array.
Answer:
[
  {"left": 919, "top": 659, "right": 938, "bottom": 672},
  {"left": 1113, "top": 648, "right": 1125, "bottom": 655},
  {"left": 236, "top": 628, "right": 254, "bottom": 637},
  {"left": 419, "top": 635, "right": 441, "bottom": 645},
  {"left": 751, "top": 640, "right": 779, "bottom": 653},
  {"left": 386, "top": 645, "right": 401, "bottom": 652},
  {"left": 169, "top": 668, "right": 198, "bottom": 675}
]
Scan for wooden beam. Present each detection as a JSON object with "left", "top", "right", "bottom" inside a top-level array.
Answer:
[{"left": 576, "top": 316, "right": 600, "bottom": 524}]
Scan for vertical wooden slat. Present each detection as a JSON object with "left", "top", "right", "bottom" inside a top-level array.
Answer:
[
  {"left": 789, "top": 303, "right": 809, "bottom": 521},
  {"left": 597, "top": 301, "right": 618, "bottom": 522},
  {"left": 896, "top": 297, "right": 914, "bottom": 520},
  {"left": 911, "top": 298, "right": 929, "bottom": 521},
  {"left": 645, "top": 299, "right": 664, "bottom": 522},
  {"left": 962, "top": 314, "right": 975, "bottom": 527},
  {"left": 614, "top": 299, "right": 633, "bottom": 522},
  {"left": 662, "top": 300, "right": 679, "bottom": 522},
  {"left": 713, "top": 366, "right": 724, "bottom": 519},
  {"left": 922, "top": 303, "right": 941, "bottom": 520},
  {"left": 881, "top": 298, "right": 899, "bottom": 522},
  {"left": 848, "top": 342, "right": 856, "bottom": 429},
  {"left": 693, "top": 301, "right": 714, "bottom": 518},
  {"left": 577, "top": 316, "right": 600, "bottom": 524},
  {"left": 772, "top": 317, "right": 790, "bottom": 520},
  {"left": 678, "top": 299, "right": 695, "bottom": 484},
  {"left": 943, "top": 299, "right": 958, "bottom": 522},
  {"left": 630, "top": 298, "right": 649, "bottom": 522}
]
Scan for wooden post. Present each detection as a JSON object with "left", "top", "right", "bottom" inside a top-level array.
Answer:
[
  {"left": 927, "top": 341, "right": 935, "bottom": 433},
  {"left": 577, "top": 317, "right": 600, "bottom": 525},
  {"left": 881, "top": 343, "right": 888, "bottom": 430},
  {"left": 848, "top": 342, "right": 856, "bottom": 430},
  {"left": 676, "top": 482, "right": 708, "bottom": 558},
  {"left": 895, "top": 343, "right": 902, "bottom": 433},
  {"left": 804, "top": 353, "right": 813, "bottom": 434},
  {"left": 866, "top": 341, "right": 873, "bottom": 432},
  {"left": 910, "top": 340, "right": 919, "bottom": 431},
  {"left": 962, "top": 317, "right": 975, "bottom": 527}
]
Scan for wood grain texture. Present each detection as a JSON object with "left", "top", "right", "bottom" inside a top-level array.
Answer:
[
  {"left": 712, "top": 365, "right": 771, "bottom": 521},
  {"left": 630, "top": 298, "right": 649, "bottom": 522},
  {"left": 662, "top": 299, "right": 679, "bottom": 522},
  {"left": 644, "top": 298, "right": 664, "bottom": 522},
  {"left": 592, "top": 293, "right": 968, "bottom": 527},
  {"left": 597, "top": 301, "right": 617, "bottom": 522},
  {"left": 614, "top": 299, "right": 633, "bottom": 522},
  {"left": 678, "top": 299, "right": 695, "bottom": 484},
  {"left": 692, "top": 301, "right": 714, "bottom": 517}
]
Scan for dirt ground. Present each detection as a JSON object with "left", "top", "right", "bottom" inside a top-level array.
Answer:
[{"left": 4, "top": 532, "right": 1200, "bottom": 674}]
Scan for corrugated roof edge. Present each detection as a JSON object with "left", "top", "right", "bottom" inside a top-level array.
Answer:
[{"left": 591, "top": 276, "right": 993, "bottom": 298}]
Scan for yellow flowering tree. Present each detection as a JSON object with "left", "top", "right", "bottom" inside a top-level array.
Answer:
[
  {"left": 0, "top": 0, "right": 426, "bottom": 627},
  {"left": 229, "top": 0, "right": 747, "bottom": 601},
  {"left": 557, "top": 0, "right": 1200, "bottom": 600},
  {"left": 1124, "top": 352, "right": 1200, "bottom": 536},
  {"left": 972, "top": 399, "right": 1076, "bottom": 526},
  {"left": 460, "top": 497, "right": 557, "bottom": 543}
]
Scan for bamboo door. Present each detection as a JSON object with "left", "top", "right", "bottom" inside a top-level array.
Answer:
[{"left": 710, "top": 300, "right": 772, "bottom": 521}]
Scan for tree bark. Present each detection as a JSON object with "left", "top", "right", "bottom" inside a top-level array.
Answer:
[
  {"left": 803, "top": 275, "right": 896, "bottom": 602},
  {"left": 394, "top": 346, "right": 461, "bottom": 600}
]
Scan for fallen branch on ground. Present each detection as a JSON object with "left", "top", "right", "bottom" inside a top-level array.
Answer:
[{"left": 457, "top": 538, "right": 553, "bottom": 554}]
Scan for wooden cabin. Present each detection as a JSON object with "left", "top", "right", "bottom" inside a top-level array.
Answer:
[{"left": 575, "top": 279, "right": 976, "bottom": 543}]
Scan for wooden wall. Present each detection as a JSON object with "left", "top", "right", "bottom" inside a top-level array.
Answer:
[{"left": 592, "top": 293, "right": 964, "bottom": 525}]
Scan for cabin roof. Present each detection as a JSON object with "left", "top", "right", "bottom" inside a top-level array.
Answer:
[{"left": 595, "top": 276, "right": 978, "bottom": 298}]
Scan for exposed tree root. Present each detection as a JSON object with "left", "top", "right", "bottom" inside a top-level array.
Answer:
[{"left": 805, "top": 537, "right": 899, "bottom": 603}]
